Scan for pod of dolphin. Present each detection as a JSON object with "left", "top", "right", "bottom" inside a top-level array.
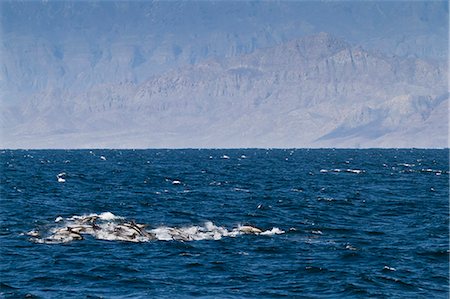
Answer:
[{"left": 27, "top": 212, "right": 285, "bottom": 244}]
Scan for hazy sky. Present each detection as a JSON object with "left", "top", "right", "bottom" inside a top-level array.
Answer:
[{"left": 2, "top": 0, "right": 448, "bottom": 58}]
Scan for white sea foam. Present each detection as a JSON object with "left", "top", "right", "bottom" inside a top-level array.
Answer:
[
  {"left": 67, "top": 212, "right": 123, "bottom": 221},
  {"left": 421, "top": 168, "right": 447, "bottom": 174},
  {"left": 398, "top": 163, "right": 414, "bottom": 167},
  {"left": 345, "top": 244, "right": 357, "bottom": 251},
  {"left": 259, "top": 227, "right": 285, "bottom": 235},
  {"left": 98, "top": 212, "right": 121, "bottom": 220},
  {"left": 57, "top": 172, "right": 66, "bottom": 183},
  {"left": 27, "top": 213, "right": 285, "bottom": 244},
  {"left": 346, "top": 169, "right": 363, "bottom": 174}
]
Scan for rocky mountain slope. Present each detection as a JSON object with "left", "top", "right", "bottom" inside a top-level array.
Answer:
[{"left": 2, "top": 33, "right": 447, "bottom": 148}]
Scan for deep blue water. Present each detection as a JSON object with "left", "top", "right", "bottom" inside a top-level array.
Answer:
[{"left": 1, "top": 149, "right": 448, "bottom": 298}]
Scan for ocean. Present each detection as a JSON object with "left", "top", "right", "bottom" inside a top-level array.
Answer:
[{"left": 0, "top": 149, "right": 448, "bottom": 298}]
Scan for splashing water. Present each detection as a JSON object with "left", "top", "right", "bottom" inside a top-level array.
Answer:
[{"left": 27, "top": 213, "right": 285, "bottom": 244}]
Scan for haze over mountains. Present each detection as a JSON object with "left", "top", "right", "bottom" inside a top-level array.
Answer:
[{"left": 1, "top": 1, "right": 448, "bottom": 148}]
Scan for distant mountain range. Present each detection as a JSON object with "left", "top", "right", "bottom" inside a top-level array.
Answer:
[{"left": 2, "top": 32, "right": 447, "bottom": 148}]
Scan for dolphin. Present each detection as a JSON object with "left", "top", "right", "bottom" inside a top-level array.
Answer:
[
  {"left": 237, "top": 225, "right": 262, "bottom": 234},
  {"left": 122, "top": 220, "right": 155, "bottom": 239},
  {"left": 79, "top": 215, "right": 99, "bottom": 225},
  {"left": 49, "top": 227, "right": 83, "bottom": 242},
  {"left": 26, "top": 230, "right": 40, "bottom": 237}
]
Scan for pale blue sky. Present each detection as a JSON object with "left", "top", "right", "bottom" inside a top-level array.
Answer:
[{"left": 2, "top": 0, "right": 448, "bottom": 59}]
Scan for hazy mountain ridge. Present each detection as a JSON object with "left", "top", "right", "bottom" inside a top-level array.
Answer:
[
  {"left": 1, "top": 1, "right": 447, "bottom": 106},
  {"left": 3, "top": 33, "right": 447, "bottom": 148}
]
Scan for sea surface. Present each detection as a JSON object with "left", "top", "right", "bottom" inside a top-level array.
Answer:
[{"left": 0, "top": 149, "right": 448, "bottom": 298}]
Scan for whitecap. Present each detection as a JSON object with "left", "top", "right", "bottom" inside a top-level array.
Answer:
[
  {"left": 346, "top": 169, "right": 364, "bottom": 174},
  {"left": 67, "top": 212, "right": 122, "bottom": 222},
  {"left": 150, "top": 227, "right": 176, "bottom": 241},
  {"left": 345, "top": 244, "right": 357, "bottom": 251},
  {"left": 398, "top": 163, "right": 414, "bottom": 167},
  {"left": 317, "top": 197, "right": 333, "bottom": 202},
  {"left": 56, "top": 172, "right": 66, "bottom": 182},
  {"left": 98, "top": 212, "right": 121, "bottom": 220},
  {"left": 260, "top": 227, "right": 285, "bottom": 235}
]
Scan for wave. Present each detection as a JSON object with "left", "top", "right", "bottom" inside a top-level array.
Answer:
[
  {"left": 26, "top": 212, "right": 285, "bottom": 244},
  {"left": 320, "top": 168, "right": 364, "bottom": 174}
]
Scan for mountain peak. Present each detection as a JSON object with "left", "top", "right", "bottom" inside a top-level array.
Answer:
[{"left": 289, "top": 32, "right": 349, "bottom": 59}]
